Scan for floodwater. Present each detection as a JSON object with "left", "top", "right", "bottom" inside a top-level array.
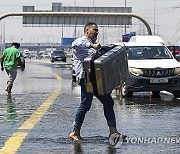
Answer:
[{"left": 0, "top": 59, "right": 179, "bottom": 154}]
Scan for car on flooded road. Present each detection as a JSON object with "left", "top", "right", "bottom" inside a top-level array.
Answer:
[
  {"left": 41, "top": 53, "right": 50, "bottom": 58},
  {"left": 115, "top": 35, "right": 180, "bottom": 98},
  {"left": 50, "top": 50, "right": 66, "bottom": 62}
]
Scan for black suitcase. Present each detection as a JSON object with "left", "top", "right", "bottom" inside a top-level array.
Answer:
[{"left": 84, "top": 44, "right": 128, "bottom": 95}]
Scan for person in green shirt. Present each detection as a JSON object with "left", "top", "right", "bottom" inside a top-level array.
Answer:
[{"left": 1, "top": 42, "right": 24, "bottom": 95}]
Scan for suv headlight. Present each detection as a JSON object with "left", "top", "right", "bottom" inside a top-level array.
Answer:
[
  {"left": 174, "top": 67, "right": 180, "bottom": 75},
  {"left": 129, "top": 67, "right": 143, "bottom": 76}
]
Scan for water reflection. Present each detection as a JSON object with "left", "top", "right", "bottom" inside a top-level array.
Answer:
[
  {"left": 106, "top": 146, "right": 116, "bottom": 154},
  {"left": 118, "top": 94, "right": 179, "bottom": 107},
  {"left": 71, "top": 141, "right": 117, "bottom": 154},
  {"left": 72, "top": 142, "right": 84, "bottom": 154},
  {"left": 115, "top": 93, "right": 179, "bottom": 141},
  {"left": 3, "top": 95, "right": 18, "bottom": 125}
]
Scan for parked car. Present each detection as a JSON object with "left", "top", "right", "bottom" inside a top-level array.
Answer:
[
  {"left": 167, "top": 45, "right": 180, "bottom": 61},
  {"left": 41, "top": 53, "right": 50, "bottom": 58},
  {"left": 36, "top": 52, "right": 43, "bottom": 59},
  {"left": 115, "top": 35, "right": 180, "bottom": 98},
  {"left": 50, "top": 50, "right": 66, "bottom": 62},
  {"left": 23, "top": 52, "right": 31, "bottom": 59},
  {"left": 167, "top": 45, "right": 180, "bottom": 54}
]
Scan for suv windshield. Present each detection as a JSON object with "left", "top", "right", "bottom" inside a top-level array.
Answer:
[
  {"left": 127, "top": 46, "right": 173, "bottom": 60},
  {"left": 52, "top": 50, "right": 64, "bottom": 55}
]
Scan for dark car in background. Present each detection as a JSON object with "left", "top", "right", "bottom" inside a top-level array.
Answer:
[
  {"left": 18, "top": 52, "right": 25, "bottom": 70},
  {"left": 50, "top": 50, "right": 66, "bottom": 62}
]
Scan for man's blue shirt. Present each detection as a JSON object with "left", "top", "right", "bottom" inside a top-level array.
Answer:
[{"left": 72, "top": 36, "right": 96, "bottom": 83}]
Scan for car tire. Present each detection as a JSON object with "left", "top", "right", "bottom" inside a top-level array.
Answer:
[
  {"left": 63, "top": 58, "right": 66, "bottom": 62},
  {"left": 151, "top": 91, "right": 160, "bottom": 97},
  {"left": 172, "top": 91, "right": 180, "bottom": 98},
  {"left": 121, "top": 83, "right": 133, "bottom": 97},
  {"left": 72, "top": 76, "right": 76, "bottom": 82}
]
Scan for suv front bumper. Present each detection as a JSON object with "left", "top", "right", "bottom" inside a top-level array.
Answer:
[{"left": 125, "top": 75, "right": 180, "bottom": 92}]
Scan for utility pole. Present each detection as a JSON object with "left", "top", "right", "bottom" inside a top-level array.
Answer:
[
  {"left": 74, "top": 0, "right": 76, "bottom": 6},
  {"left": 0, "top": 14, "right": 5, "bottom": 51},
  {"left": 124, "top": 0, "right": 127, "bottom": 34},
  {"left": 74, "top": 26, "right": 77, "bottom": 38},
  {"left": 61, "top": 26, "right": 64, "bottom": 40},
  {"left": 154, "top": 0, "right": 156, "bottom": 35},
  {"left": 0, "top": 20, "right": 2, "bottom": 52},
  {"left": 1, "top": 21, "right": 5, "bottom": 51},
  {"left": 74, "top": 0, "right": 77, "bottom": 39}
]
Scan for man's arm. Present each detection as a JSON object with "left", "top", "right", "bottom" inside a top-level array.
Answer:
[
  {"left": 72, "top": 40, "right": 101, "bottom": 51},
  {"left": 89, "top": 43, "right": 101, "bottom": 49}
]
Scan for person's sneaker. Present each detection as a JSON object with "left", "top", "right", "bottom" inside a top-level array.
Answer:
[
  {"left": 69, "top": 129, "right": 82, "bottom": 141},
  {"left": 109, "top": 133, "right": 127, "bottom": 147}
]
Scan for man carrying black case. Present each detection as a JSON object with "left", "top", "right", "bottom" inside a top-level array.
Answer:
[{"left": 69, "top": 22, "right": 126, "bottom": 146}]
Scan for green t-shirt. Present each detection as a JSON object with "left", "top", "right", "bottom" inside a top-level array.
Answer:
[{"left": 2, "top": 46, "right": 20, "bottom": 69}]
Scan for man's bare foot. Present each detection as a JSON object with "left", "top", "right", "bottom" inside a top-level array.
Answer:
[
  {"left": 5, "top": 88, "right": 11, "bottom": 94},
  {"left": 69, "top": 129, "right": 82, "bottom": 141}
]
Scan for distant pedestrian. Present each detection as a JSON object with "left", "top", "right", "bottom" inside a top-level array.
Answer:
[
  {"left": 1, "top": 42, "right": 24, "bottom": 95},
  {"left": 69, "top": 22, "right": 126, "bottom": 145}
]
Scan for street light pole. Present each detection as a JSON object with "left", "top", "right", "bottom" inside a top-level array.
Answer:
[
  {"left": 124, "top": 0, "right": 127, "bottom": 34},
  {"left": 1, "top": 21, "right": 5, "bottom": 50},
  {"left": 93, "top": 0, "right": 95, "bottom": 7},
  {"left": 154, "top": 0, "right": 156, "bottom": 35},
  {"left": 74, "top": 0, "right": 76, "bottom": 6}
]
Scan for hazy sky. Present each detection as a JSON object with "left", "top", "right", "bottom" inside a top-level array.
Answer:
[{"left": 0, "top": 0, "right": 180, "bottom": 44}]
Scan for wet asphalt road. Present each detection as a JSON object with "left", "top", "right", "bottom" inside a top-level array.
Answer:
[{"left": 0, "top": 58, "right": 179, "bottom": 154}]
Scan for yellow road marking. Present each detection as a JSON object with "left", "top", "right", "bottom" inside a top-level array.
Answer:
[
  {"left": 0, "top": 132, "right": 28, "bottom": 154},
  {"left": 0, "top": 72, "right": 62, "bottom": 154}
]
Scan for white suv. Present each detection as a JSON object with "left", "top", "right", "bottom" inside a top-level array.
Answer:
[{"left": 115, "top": 35, "right": 180, "bottom": 97}]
